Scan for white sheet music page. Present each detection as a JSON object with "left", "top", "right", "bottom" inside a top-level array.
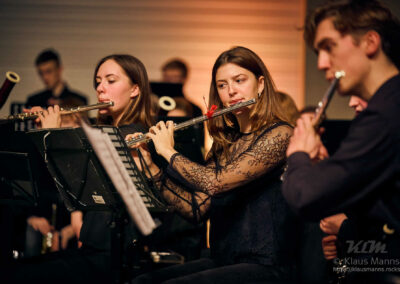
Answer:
[{"left": 81, "top": 122, "right": 156, "bottom": 236}]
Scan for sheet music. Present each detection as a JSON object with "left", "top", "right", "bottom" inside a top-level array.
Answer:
[{"left": 81, "top": 122, "right": 156, "bottom": 236}]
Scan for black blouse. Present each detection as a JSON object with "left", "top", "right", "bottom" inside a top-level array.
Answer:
[{"left": 157, "top": 122, "right": 298, "bottom": 266}]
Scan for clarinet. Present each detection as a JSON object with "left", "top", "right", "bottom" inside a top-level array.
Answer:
[
  {"left": 314, "top": 71, "right": 348, "bottom": 283},
  {"left": 313, "top": 70, "right": 345, "bottom": 128}
]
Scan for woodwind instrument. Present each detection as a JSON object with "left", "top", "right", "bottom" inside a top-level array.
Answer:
[
  {"left": 313, "top": 71, "right": 345, "bottom": 128},
  {"left": 0, "top": 71, "right": 21, "bottom": 109},
  {"left": 313, "top": 70, "right": 349, "bottom": 284},
  {"left": 126, "top": 98, "right": 256, "bottom": 146},
  {"left": 41, "top": 203, "right": 57, "bottom": 254},
  {"left": 6, "top": 101, "right": 114, "bottom": 121}
]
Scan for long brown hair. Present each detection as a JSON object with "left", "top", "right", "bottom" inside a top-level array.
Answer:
[
  {"left": 94, "top": 54, "right": 153, "bottom": 127},
  {"left": 207, "top": 46, "right": 289, "bottom": 160}
]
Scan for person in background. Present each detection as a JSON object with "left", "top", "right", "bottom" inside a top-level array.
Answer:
[
  {"left": 166, "top": 97, "right": 194, "bottom": 117},
  {"left": 23, "top": 99, "right": 89, "bottom": 257},
  {"left": 25, "top": 49, "right": 87, "bottom": 109},
  {"left": 348, "top": 95, "right": 368, "bottom": 116},
  {"left": 157, "top": 58, "right": 206, "bottom": 263},
  {"left": 160, "top": 58, "right": 202, "bottom": 117},
  {"left": 161, "top": 59, "right": 188, "bottom": 85},
  {"left": 275, "top": 91, "right": 300, "bottom": 126}
]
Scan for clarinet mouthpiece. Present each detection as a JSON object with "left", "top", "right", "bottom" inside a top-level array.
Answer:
[{"left": 335, "top": 70, "right": 345, "bottom": 79}]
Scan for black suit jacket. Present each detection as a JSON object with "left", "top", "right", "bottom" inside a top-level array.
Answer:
[
  {"left": 25, "top": 85, "right": 87, "bottom": 108},
  {"left": 282, "top": 75, "right": 400, "bottom": 233}
]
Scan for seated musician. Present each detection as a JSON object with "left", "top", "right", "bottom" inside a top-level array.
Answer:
[
  {"left": 128, "top": 46, "right": 298, "bottom": 283},
  {"left": 282, "top": 1, "right": 400, "bottom": 283},
  {"left": 5, "top": 54, "right": 159, "bottom": 284}
]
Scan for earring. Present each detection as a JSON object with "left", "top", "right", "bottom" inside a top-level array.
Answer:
[{"left": 258, "top": 92, "right": 261, "bottom": 98}]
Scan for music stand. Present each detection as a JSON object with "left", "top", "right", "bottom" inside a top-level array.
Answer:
[
  {"left": 0, "top": 126, "right": 56, "bottom": 207},
  {"left": 150, "top": 82, "right": 184, "bottom": 98},
  {"left": 26, "top": 126, "right": 162, "bottom": 282},
  {"left": 27, "top": 127, "right": 166, "bottom": 213},
  {"left": 27, "top": 127, "right": 117, "bottom": 212},
  {"left": 0, "top": 123, "right": 57, "bottom": 263}
]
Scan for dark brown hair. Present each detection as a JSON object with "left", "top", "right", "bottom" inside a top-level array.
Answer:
[
  {"left": 93, "top": 54, "right": 153, "bottom": 127},
  {"left": 304, "top": 0, "right": 400, "bottom": 67},
  {"left": 35, "top": 48, "right": 61, "bottom": 67},
  {"left": 161, "top": 58, "right": 189, "bottom": 79},
  {"left": 207, "top": 46, "right": 289, "bottom": 160}
]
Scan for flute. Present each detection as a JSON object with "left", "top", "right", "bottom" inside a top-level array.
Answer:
[
  {"left": 6, "top": 101, "right": 114, "bottom": 121},
  {"left": 126, "top": 98, "right": 257, "bottom": 146},
  {"left": 313, "top": 70, "right": 345, "bottom": 128}
]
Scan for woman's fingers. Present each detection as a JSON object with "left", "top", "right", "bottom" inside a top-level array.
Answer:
[{"left": 166, "top": 120, "right": 174, "bottom": 134}]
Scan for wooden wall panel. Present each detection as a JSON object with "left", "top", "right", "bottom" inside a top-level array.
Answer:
[{"left": 0, "top": 0, "right": 305, "bottom": 117}]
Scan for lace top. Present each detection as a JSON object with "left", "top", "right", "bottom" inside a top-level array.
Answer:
[{"left": 156, "top": 122, "right": 298, "bottom": 266}]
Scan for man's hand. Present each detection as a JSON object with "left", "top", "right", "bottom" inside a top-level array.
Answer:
[
  {"left": 320, "top": 213, "right": 348, "bottom": 235},
  {"left": 60, "top": 225, "right": 76, "bottom": 250},
  {"left": 286, "top": 114, "right": 328, "bottom": 161},
  {"left": 27, "top": 216, "right": 53, "bottom": 236},
  {"left": 322, "top": 235, "right": 338, "bottom": 260}
]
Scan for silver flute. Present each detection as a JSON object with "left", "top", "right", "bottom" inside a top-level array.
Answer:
[
  {"left": 126, "top": 98, "right": 257, "bottom": 146},
  {"left": 6, "top": 101, "right": 114, "bottom": 121}
]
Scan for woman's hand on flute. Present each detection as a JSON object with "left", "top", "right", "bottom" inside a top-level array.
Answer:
[
  {"left": 40, "top": 105, "right": 61, "bottom": 129},
  {"left": 147, "top": 120, "right": 178, "bottom": 162},
  {"left": 23, "top": 105, "right": 62, "bottom": 129},
  {"left": 126, "top": 132, "right": 160, "bottom": 177}
]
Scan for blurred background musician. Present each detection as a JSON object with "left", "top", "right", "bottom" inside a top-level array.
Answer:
[
  {"left": 23, "top": 100, "right": 88, "bottom": 258},
  {"left": 25, "top": 48, "right": 87, "bottom": 109}
]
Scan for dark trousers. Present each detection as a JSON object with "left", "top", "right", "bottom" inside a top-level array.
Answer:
[{"left": 132, "top": 258, "right": 295, "bottom": 284}]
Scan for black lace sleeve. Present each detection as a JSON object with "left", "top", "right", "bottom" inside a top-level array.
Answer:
[{"left": 155, "top": 123, "right": 292, "bottom": 222}]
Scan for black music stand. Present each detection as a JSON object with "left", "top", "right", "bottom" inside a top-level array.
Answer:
[
  {"left": 0, "top": 151, "right": 38, "bottom": 206},
  {"left": 26, "top": 127, "right": 166, "bottom": 212},
  {"left": 27, "top": 127, "right": 117, "bottom": 212},
  {"left": 26, "top": 126, "right": 164, "bottom": 283},
  {"left": 0, "top": 122, "right": 57, "bottom": 263},
  {"left": 150, "top": 82, "right": 184, "bottom": 98}
]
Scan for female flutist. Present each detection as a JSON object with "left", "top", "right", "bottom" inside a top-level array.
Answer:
[{"left": 129, "top": 46, "right": 298, "bottom": 283}]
